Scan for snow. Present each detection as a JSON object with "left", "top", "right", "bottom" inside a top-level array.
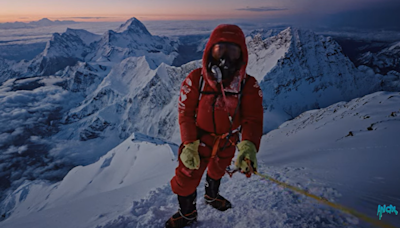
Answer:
[
  {"left": 86, "top": 18, "right": 179, "bottom": 69},
  {"left": 0, "top": 135, "right": 177, "bottom": 228},
  {"left": 1, "top": 91, "right": 399, "bottom": 228},
  {"left": 246, "top": 28, "right": 292, "bottom": 82},
  {"left": 65, "top": 28, "right": 101, "bottom": 46},
  {"left": 250, "top": 28, "right": 386, "bottom": 133},
  {"left": 259, "top": 91, "right": 400, "bottom": 227},
  {"left": 115, "top": 18, "right": 151, "bottom": 35}
]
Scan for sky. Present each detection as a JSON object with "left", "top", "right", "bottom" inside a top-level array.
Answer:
[{"left": 0, "top": 0, "right": 394, "bottom": 23}]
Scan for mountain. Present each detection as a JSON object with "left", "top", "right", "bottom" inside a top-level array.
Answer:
[
  {"left": 57, "top": 58, "right": 201, "bottom": 156},
  {"left": 332, "top": 37, "right": 400, "bottom": 75},
  {"left": 357, "top": 41, "right": 400, "bottom": 74},
  {"left": 247, "top": 27, "right": 386, "bottom": 131},
  {"left": 5, "top": 18, "right": 179, "bottom": 79},
  {"left": 29, "top": 18, "right": 77, "bottom": 27},
  {"left": 1, "top": 91, "right": 399, "bottom": 228},
  {"left": 0, "top": 18, "right": 77, "bottom": 29},
  {"left": 247, "top": 28, "right": 283, "bottom": 40},
  {"left": 171, "top": 34, "right": 208, "bottom": 67},
  {"left": 31, "top": 28, "right": 101, "bottom": 76},
  {"left": 0, "top": 57, "right": 199, "bottom": 211},
  {"left": 0, "top": 18, "right": 193, "bottom": 205},
  {"left": 87, "top": 18, "right": 179, "bottom": 68},
  {"left": 0, "top": 17, "right": 179, "bottom": 83},
  {"left": 0, "top": 28, "right": 101, "bottom": 79},
  {"left": 115, "top": 17, "right": 152, "bottom": 35}
]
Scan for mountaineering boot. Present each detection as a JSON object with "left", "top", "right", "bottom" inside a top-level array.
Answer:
[
  {"left": 165, "top": 191, "right": 198, "bottom": 228},
  {"left": 204, "top": 174, "right": 232, "bottom": 211}
]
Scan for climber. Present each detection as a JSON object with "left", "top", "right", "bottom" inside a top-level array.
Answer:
[{"left": 165, "top": 24, "right": 263, "bottom": 228}]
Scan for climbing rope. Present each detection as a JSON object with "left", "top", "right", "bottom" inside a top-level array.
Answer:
[{"left": 228, "top": 159, "right": 397, "bottom": 228}]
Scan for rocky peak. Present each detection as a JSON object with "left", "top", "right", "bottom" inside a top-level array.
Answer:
[{"left": 115, "top": 17, "right": 151, "bottom": 36}]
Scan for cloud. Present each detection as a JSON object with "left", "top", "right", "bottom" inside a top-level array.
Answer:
[{"left": 236, "top": 7, "right": 288, "bottom": 12}]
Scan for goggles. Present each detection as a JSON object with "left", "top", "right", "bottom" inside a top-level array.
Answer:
[{"left": 211, "top": 42, "right": 241, "bottom": 61}]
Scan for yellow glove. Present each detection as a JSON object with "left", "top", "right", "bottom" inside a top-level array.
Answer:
[
  {"left": 235, "top": 140, "right": 258, "bottom": 173},
  {"left": 180, "top": 140, "right": 200, "bottom": 170}
]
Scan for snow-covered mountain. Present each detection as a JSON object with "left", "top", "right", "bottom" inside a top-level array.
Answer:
[
  {"left": 0, "top": 57, "right": 199, "bottom": 206},
  {"left": 171, "top": 34, "right": 209, "bottom": 66},
  {"left": 55, "top": 58, "right": 200, "bottom": 157},
  {"left": 59, "top": 26, "right": 375, "bottom": 149},
  {"left": 358, "top": 41, "right": 400, "bottom": 74},
  {"left": 246, "top": 28, "right": 292, "bottom": 82},
  {"left": 247, "top": 28, "right": 283, "bottom": 40},
  {"left": 87, "top": 18, "right": 179, "bottom": 68},
  {"left": 1, "top": 17, "right": 180, "bottom": 80},
  {"left": 247, "top": 27, "right": 387, "bottom": 131},
  {"left": 1, "top": 91, "right": 399, "bottom": 228},
  {"left": 32, "top": 28, "right": 101, "bottom": 76},
  {"left": 1, "top": 28, "right": 101, "bottom": 79}
]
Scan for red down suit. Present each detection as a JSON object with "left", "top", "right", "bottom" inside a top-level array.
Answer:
[{"left": 170, "top": 24, "right": 263, "bottom": 196}]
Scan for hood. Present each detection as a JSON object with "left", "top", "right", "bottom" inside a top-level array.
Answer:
[{"left": 202, "top": 24, "right": 248, "bottom": 92}]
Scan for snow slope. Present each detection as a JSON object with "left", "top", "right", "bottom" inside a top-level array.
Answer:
[
  {"left": 1, "top": 91, "right": 399, "bottom": 228},
  {"left": 246, "top": 28, "right": 292, "bottom": 82},
  {"left": 0, "top": 134, "right": 177, "bottom": 227}
]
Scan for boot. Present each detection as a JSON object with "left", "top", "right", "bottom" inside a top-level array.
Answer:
[
  {"left": 204, "top": 174, "right": 232, "bottom": 211},
  {"left": 165, "top": 191, "right": 197, "bottom": 228}
]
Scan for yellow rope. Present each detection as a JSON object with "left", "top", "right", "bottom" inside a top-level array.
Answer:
[{"left": 253, "top": 171, "right": 398, "bottom": 228}]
